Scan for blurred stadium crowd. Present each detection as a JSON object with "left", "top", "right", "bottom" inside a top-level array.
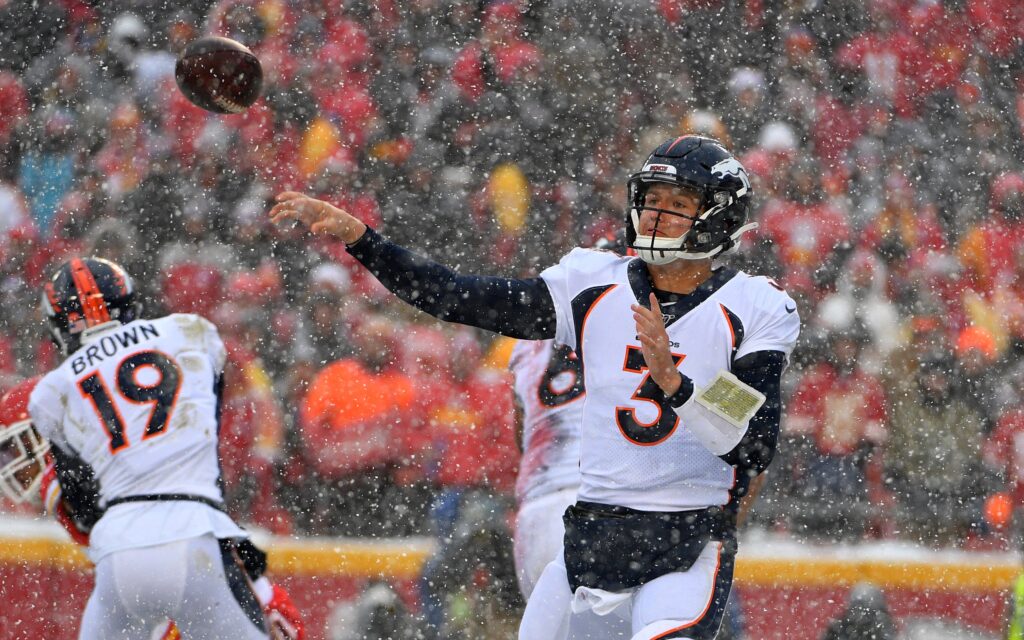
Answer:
[{"left": 1, "top": 0, "right": 1024, "bottom": 551}]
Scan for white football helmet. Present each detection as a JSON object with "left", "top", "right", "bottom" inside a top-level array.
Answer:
[{"left": 0, "top": 377, "right": 49, "bottom": 504}]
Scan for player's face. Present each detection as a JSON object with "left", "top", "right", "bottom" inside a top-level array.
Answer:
[
  {"left": 14, "top": 458, "right": 41, "bottom": 491},
  {"left": 639, "top": 183, "right": 701, "bottom": 239}
]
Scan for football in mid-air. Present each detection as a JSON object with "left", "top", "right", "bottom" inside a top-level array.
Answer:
[{"left": 175, "top": 36, "right": 262, "bottom": 114}]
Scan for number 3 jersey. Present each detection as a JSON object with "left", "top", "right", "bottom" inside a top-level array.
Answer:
[
  {"left": 29, "top": 313, "right": 246, "bottom": 561},
  {"left": 540, "top": 248, "right": 800, "bottom": 512},
  {"left": 510, "top": 339, "right": 585, "bottom": 504}
]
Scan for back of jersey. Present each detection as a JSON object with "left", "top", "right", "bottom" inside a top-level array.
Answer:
[
  {"left": 31, "top": 314, "right": 227, "bottom": 505},
  {"left": 510, "top": 339, "right": 584, "bottom": 503}
]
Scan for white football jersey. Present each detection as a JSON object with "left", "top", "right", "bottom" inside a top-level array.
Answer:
[
  {"left": 541, "top": 248, "right": 800, "bottom": 512},
  {"left": 30, "top": 313, "right": 246, "bottom": 560},
  {"left": 510, "top": 339, "right": 584, "bottom": 503}
]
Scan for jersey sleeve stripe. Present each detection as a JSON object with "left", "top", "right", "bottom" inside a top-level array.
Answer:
[
  {"left": 719, "top": 304, "right": 745, "bottom": 364},
  {"left": 720, "top": 304, "right": 736, "bottom": 349},
  {"left": 571, "top": 284, "right": 617, "bottom": 361}
]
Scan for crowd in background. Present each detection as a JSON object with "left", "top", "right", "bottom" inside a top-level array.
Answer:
[{"left": 1, "top": 0, "right": 1024, "bottom": 551}]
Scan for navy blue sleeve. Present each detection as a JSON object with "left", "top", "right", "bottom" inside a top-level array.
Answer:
[
  {"left": 346, "top": 228, "right": 557, "bottom": 339},
  {"left": 50, "top": 443, "right": 103, "bottom": 532},
  {"left": 721, "top": 350, "right": 787, "bottom": 477},
  {"left": 233, "top": 538, "right": 268, "bottom": 580}
]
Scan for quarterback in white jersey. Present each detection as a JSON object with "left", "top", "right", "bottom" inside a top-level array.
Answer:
[
  {"left": 540, "top": 247, "right": 796, "bottom": 512},
  {"left": 272, "top": 135, "right": 800, "bottom": 640},
  {"left": 29, "top": 257, "right": 269, "bottom": 640},
  {"left": 510, "top": 339, "right": 583, "bottom": 597}
]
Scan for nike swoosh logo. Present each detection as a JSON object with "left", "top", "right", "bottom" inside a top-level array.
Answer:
[{"left": 785, "top": 304, "right": 796, "bottom": 314}]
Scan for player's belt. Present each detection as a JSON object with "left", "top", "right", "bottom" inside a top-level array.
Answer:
[{"left": 104, "top": 494, "right": 227, "bottom": 513}]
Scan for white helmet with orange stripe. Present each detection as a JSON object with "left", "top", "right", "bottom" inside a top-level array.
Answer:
[{"left": 41, "top": 257, "right": 142, "bottom": 356}]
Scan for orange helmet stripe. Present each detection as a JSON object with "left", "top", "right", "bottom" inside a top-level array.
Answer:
[
  {"left": 43, "top": 282, "right": 62, "bottom": 313},
  {"left": 69, "top": 259, "right": 111, "bottom": 326},
  {"left": 665, "top": 135, "right": 690, "bottom": 154}
]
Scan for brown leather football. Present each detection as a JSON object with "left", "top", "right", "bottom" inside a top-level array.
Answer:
[{"left": 174, "top": 36, "right": 262, "bottom": 114}]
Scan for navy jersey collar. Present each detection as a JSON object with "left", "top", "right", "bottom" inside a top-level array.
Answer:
[{"left": 627, "top": 259, "right": 738, "bottom": 327}]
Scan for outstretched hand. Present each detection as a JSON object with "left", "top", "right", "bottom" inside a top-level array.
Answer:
[
  {"left": 268, "top": 192, "right": 367, "bottom": 244},
  {"left": 632, "top": 293, "right": 682, "bottom": 396}
]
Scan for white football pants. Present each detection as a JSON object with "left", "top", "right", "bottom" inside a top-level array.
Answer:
[
  {"left": 78, "top": 534, "right": 268, "bottom": 640},
  {"left": 513, "top": 487, "right": 577, "bottom": 598}
]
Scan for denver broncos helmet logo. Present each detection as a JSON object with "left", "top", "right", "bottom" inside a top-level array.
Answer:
[{"left": 711, "top": 158, "right": 751, "bottom": 193}]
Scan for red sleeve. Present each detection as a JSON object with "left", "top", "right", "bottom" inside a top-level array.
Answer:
[
  {"left": 54, "top": 502, "right": 91, "bottom": 546},
  {"left": 264, "top": 582, "right": 305, "bottom": 640}
]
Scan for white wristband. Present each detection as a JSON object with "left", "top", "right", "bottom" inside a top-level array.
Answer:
[
  {"left": 673, "top": 371, "right": 765, "bottom": 455},
  {"left": 696, "top": 371, "right": 766, "bottom": 428},
  {"left": 252, "top": 576, "right": 273, "bottom": 607}
]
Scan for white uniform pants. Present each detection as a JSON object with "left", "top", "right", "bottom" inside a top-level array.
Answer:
[
  {"left": 513, "top": 487, "right": 577, "bottom": 598},
  {"left": 79, "top": 534, "right": 268, "bottom": 640}
]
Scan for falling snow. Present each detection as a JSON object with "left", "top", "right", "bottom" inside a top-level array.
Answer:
[{"left": 0, "top": 1, "right": 1023, "bottom": 639}]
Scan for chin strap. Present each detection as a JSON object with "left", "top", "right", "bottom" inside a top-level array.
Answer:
[
  {"left": 634, "top": 221, "right": 760, "bottom": 264},
  {"left": 682, "top": 221, "right": 759, "bottom": 261}
]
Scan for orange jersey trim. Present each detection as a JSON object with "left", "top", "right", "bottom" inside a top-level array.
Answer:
[
  {"left": 650, "top": 542, "right": 723, "bottom": 640},
  {"left": 719, "top": 304, "right": 736, "bottom": 349}
]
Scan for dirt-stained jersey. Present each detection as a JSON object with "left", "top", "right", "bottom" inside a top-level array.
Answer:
[
  {"left": 540, "top": 248, "right": 800, "bottom": 512},
  {"left": 29, "top": 313, "right": 246, "bottom": 561},
  {"left": 510, "top": 339, "right": 584, "bottom": 503}
]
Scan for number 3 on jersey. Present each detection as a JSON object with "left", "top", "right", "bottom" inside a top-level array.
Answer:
[
  {"left": 615, "top": 346, "right": 685, "bottom": 446},
  {"left": 78, "top": 350, "right": 183, "bottom": 453}
]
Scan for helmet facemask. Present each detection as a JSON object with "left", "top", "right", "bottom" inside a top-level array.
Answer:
[
  {"left": 628, "top": 181, "right": 703, "bottom": 265},
  {"left": 0, "top": 419, "right": 49, "bottom": 504},
  {"left": 628, "top": 178, "right": 754, "bottom": 265}
]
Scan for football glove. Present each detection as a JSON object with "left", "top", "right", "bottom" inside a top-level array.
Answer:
[{"left": 39, "top": 463, "right": 91, "bottom": 546}]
